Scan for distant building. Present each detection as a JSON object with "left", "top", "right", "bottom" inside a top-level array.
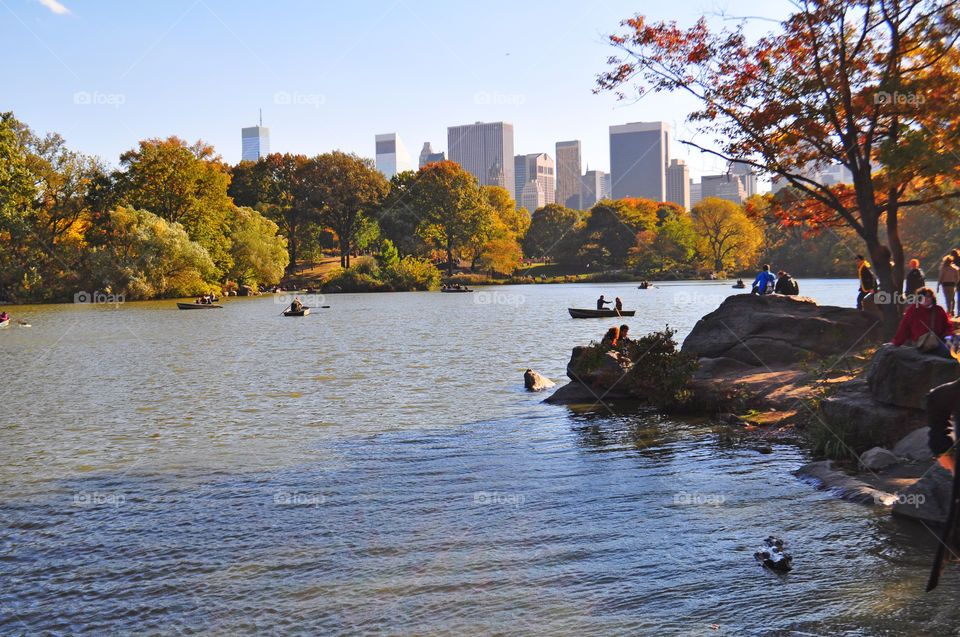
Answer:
[
  {"left": 729, "top": 161, "right": 758, "bottom": 198},
  {"left": 771, "top": 161, "right": 853, "bottom": 192},
  {"left": 520, "top": 180, "right": 546, "bottom": 212},
  {"left": 447, "top": 121, "right": 515, "bottom": 199},
  {"left": 666, "top": 159, "right": 690, "bottom": 209},
  {"left": 690, "top": 179, "right": 703, "bottom": 206},
  {"left": 375, "top": 133, "right": 412, "bottom": 178},
  {"left": 418, "top": 142, "right": 445, "bottom": 169},
  {"left": 514, "top": 153, "right": 554, "bottom": 209},
  {"left": 555, "top": 140, "right": 582, "bottom": 209},
  {"left": 581, "top": 169, "right": 609, "bottom": 209},
  {"left": 609, "top": 121, "right": 669, "bottom": 201},
  {"left": 701, "top": 173, "right": 747, "bottom": 205},
  {"left": 241, "top": 125, "right": 269, "bottom": 162}
]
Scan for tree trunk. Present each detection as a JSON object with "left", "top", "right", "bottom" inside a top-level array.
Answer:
[
  {"left": 886, "top": 190, "right": 905, "bottom": 308},
  {"left": 446, "top": 241, "right": 454, "bottom": 277}
]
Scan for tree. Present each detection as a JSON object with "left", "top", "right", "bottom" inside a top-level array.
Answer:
[
  {"left": 574, "top": 199, "right": 659, "bottom": 269},
  {"left": 409, "top": 161, "right": 492, "bottom": 276},
  {"left": 0, "top": 112, "right": 37, "bottom": 302},
  {"left": 522, "top": 203, "right": 581, "bottom": 259},
  {"left": 691, "top": 197, "right": 762, "bottom": 273},
  {"left": 301, "top": 151, "right": 389, "bottom": 268},
  {"left": 378, "top": 170, "right": 428, "bottom": 257},
  {"left": 598, "top": 1, "right": 960, "bottom": 331},
  {"left": 117, "top": 136, "right": 234, "bottom": 274},
  {"left": 225, "top": 206, "right": 288, "bottom": 288}
]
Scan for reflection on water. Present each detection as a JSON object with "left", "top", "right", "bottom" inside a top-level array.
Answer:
[{"left": 1, "top": 281, "right": 958, "bottom": 634}]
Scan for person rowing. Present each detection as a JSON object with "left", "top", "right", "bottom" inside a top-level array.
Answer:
[
  {"left": 597, "top": 295, "right": 611, "bottom": 311},
  {"left": 0, "top": 311, "right": 7, "bottom": 322},
  {"left": 290, "top": 297, "right": 303, "bottom": 313}
]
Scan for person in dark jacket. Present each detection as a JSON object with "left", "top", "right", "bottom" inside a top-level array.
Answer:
[
  {"left": 904, "top": 258, "right": 926, "bottom": 299},
  {"left": 855, "top": 255, "right": 876, "bottom": 309},
  {"left": 774, "top": 271, "right": 799, "bottom": 296}
]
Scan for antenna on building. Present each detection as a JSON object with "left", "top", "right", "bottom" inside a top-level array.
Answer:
[{"left": 259, "top": 108, "right": 262, "bottom": 127}]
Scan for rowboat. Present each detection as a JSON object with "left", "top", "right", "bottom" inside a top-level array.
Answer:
[
  {"left": 283, "top": 307, "right": 310, "bottom": 316},
  {"left": 441, "top": 288, "right": 473, "bottom": 293},
  {"left": 0, "top": 319, "right": 9, "bottom": 328},
  {"left": 568, "top": 308, "right": 636, "bottom": 318},
  {"left": 177, "top": 302, "right": 223, "bottom": 310}
]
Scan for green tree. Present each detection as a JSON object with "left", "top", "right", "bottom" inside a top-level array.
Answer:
[
  {"left": 0, "top": 112, "right": 37, "bottom": 302},
  {"left": 225, "top": 206, "right": 289, "bottom": 289},
  {"left": 522, "top": 203, "right": 581, "bottom": 259},
  {"left": 691, "top": 197, "right": 762, "bottom": 273},
  {"left": 376, "top": 238, "right": 400, "bottom": 270},
  {"left": 378, "top": 170, "right": 428, "bottom": 257}
]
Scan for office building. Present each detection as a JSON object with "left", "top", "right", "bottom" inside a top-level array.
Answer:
[
  {"left": 514, "top": 153, "right": 554, "bottom": 210},
  {"left": 447, "top": 121, "right": 515, "bottom": 199},
  {"left": 666, "top": 159, "right": 691, "bottom": 209},
  {"left": 418, "top": 142, "right": 445, "bottom": 169},
  {"left": 701, "top": 173, "right": 748, "bottom": 205},
  {"left": 609, "top": 121, "right": 669, "bottom": 201},
  {"left": 581, "top": 169, "right": 609, "bottom": 209},
  {"left": 690, "top": 179, "right": 703, "bottom": 206},
  {"left": 375, "top": 133, "right": 412, "bottom": 178},
  {"left": 241, "top": 124, "right": 269, "bottom": 162},
  {"left": 555, "top": 140, "right": 582, "bottom": 209}
]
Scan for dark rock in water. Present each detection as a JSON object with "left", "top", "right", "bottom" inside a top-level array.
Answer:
[
  {"left": 795, "top": 460, "right": 894, "bottom": 505},
  {"left": 867, "top": 344, "right": 960, "bottom": 410},
  {"left": 681, "top": 294, "right": 879, "bottom": 367},
  {"left": 566, "top": 346, "right": 595, "bottom": 383},
  {"left": 542, "top": 382, "right": 633, "bottom": 405},
  {"left": 523, "top": 369, "right": 555, "bottom": 392},
  {"left": 751, "top": 445, "right": 774, "bottom": 454},
  {"left": 891, "top": 462, "right": 952, "bottom": 524},
  {"left": 754, "top": 536, "right": 793, "bottom": 572}
]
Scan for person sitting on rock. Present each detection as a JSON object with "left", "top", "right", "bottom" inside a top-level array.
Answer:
[
  {"left": 600, "top": 326, "right": 619, "bottom": 349},
  {"left": 890, "top": 287, "right": 954, "bottom": 357},
  {"left": 905, "top": 258, "right": 926, "bottom": 299},
  {"left": 774, "top": 271, "right": 800, "bottom": 296},
  {"left": 751, "top": 264, "right": 776, "bottom": 295}
]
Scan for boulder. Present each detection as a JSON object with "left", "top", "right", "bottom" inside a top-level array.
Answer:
[
  {"left": 566, "top": 346, "right": 593, "bottom": 383},
  {"left": 866, "top": 344, "right": 960, "bottom": 410},
  {"left": 692, "top": 356, "right": 754, "bottom": 379},
  {"left": 542, "top": 382, "right": 634, "bottom": 405},
  {"left": 523, "top": 369, "right": 555, "bottom": 392},
  {"left": 859, "top": 447, "right": 900, "bottom": 471},
  {"left": 681, "top": 294, "right": 879, "bottom": 367},
  {"left": 892, "top": 427, "right": 934, "bottom": 462},
  {"left": 891, "top": 462, "right": 952, "bottom": 524},
  {"left": 818, "top": 381, "right": 926, "bottom": 450},
  {"left": 796, "top": 460, "right": 894, "bottom": 505}
]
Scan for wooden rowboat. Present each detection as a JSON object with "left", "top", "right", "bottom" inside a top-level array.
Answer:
[
  {"left": 283, "top": 307, "right": 310, "bottom": 316},
  {"left": 177, "top": 302, "right": 223, "bottom": 310},
  {"left": 440, "top": 288, "right": 473, "bottom": 293},
  {"left": 0, "top": 319, "right": 9, "bottom": 328},
  {"left": 568, "top": 308, "right": 636, "bottom": 318}
]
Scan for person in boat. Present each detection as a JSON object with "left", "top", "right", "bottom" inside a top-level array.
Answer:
[
  {"left": 597, "top": 295, "right": 611, "bottom": 311},
  {"left": 751, "top": 264, "right": 776, "bottom": 295},
  {"left": 601, "top": 326, "right": 619, "bottom": 349},
  {"left": 615, "top": 296, "right": 623, "bottom": 312},
  {"left": 0, "top": 311, "right": 7, "bottom": 322},
  {"left": 640, "top": 280, "right": 649, "bottom": 289},
  {"left": 291, "top": 297, "right": 303, "bottom": 313}
]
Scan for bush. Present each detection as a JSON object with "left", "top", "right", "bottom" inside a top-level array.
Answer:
[
  {"left": 383, "top": 256, "right": 441, "bottom": 291},
  {"left": 322, "top": 267, "right": 391, "bottom": 292},
  {"left": 624, "top": 327, "right": 699, "bottom": 410}
]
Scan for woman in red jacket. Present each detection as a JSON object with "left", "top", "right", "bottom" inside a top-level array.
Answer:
[{"left": 891, "top": 287, "right": 954, "bottom": 357}]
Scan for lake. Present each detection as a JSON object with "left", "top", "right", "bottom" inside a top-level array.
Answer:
[{"left": 1, "top": 279, "right": 957, "bottom": 635}]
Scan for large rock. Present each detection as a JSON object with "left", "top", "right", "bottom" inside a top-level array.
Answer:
[
  {"left": 796, "top": 460, "right": 894, "bottom": 505},
  {"left": 891, "top": 462, "right": 953, "bottom": 524},
  {"left": 859, "top": 447, "right": 900, "bottom": 471},
  {"left": 866, "top": 344, "right": 960, "bottom": 410},
  {"left": 681, "top": 294, "right": 879, "bottom": 367},
  {"left": 817, "top": 380, "right": 926, "bottom": 450},
  {"left": 892, "top": 427, "right": 934, "bottom": 462},
  {"left": 542, "top": 382, "right": 634, "bottom": 405},
  {"left": 523, "top": 369, "right": 555, "bottom": 392}
]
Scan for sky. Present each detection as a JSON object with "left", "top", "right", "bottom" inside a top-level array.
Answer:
[{"left": 2, "top": 0, "right": 794, "bottom": 181}]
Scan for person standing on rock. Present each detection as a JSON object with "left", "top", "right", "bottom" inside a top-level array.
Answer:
[
  {"left": 905, "top": 258, "right": 926, "bottom": 300},
  {"left": 937, "top": 255, "right": 959, "bottom": 316},
  {"left": 855, "top": 255, "right": 877, "bottom": 310}
]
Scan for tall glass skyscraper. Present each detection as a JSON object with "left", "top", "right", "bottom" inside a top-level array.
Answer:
[
  {"left": 241, "top": 126, "right": 269, "bottom": 162},
  {"left": 375, "top": 133, "right": 412, "bottom": 178},
  {"left": 447, "top": 121, "right": 515, "bottom": 199},
  {"left": 609, "top": 121, "right": 669, "bottom": 201},
  {"left": 555, "top": 140, "right": 582, "bottom": 209}
]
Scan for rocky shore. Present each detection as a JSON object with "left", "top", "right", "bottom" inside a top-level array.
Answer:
[{"left": 539, "top": 293, "right": 960, "bottom": 525}]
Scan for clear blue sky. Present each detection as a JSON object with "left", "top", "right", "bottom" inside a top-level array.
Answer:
[{"left": 2, "top": 0, "right": 792, "bottom": 179}]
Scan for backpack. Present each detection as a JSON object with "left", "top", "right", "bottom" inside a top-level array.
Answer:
[{"left": 862, "top": 267, "right": 877, "bottom": 291}]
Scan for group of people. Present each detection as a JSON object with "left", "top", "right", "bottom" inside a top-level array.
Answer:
[
  {"left": 596, "top": 295, "right": 624, "bottom": 311},
  {"left": 600, "top": 324, "right": 632, "bottom": 351},
  {"left": 750, "top": 265, "right": 799, "bottom": 296},
  {"left": 194, "top": 293, "right": 218, "bottom": 305}
]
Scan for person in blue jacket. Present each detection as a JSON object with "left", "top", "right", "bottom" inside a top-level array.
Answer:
[{"left": 751, "top": 264, "right": 776, "bottom": 295}]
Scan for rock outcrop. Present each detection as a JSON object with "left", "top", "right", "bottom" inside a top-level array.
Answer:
[
  {"left": 818, "top": 380, "right": 926, "bottom": 450},
  {"left": 866, "top": 344, "right": 960, "bottom": 410},
  {"left": 891, "top": 462, "right": 953, "bottom": 524},
  {"left": 682, "top": 294, "right": 879, "bottom": 367},
  {"left": 859, "top": 447, "right": 900, "bottom": 471},
  {"left": 523, "top": 369, "right": 555, "bottom": 392}
]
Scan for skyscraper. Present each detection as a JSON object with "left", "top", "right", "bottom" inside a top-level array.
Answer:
[
  {"left": 241, "top": 120, "right": 269, "bottom": 162},
  {"left": 514, "top": 153, "right": 554, "bottom": 210},
  {"left": 555, "top": 140, "right": 582, "bottom": 209},
  {"left": 729, "top": 161, "right": 758, "bottom": 198},
  {"left": 375, "top": 133, "right": 412, "bottom": 178},
  {"left": 666, "top": 159, "right": 691, "bottom": 209},
  {"left": 418, "top": 142, "right": 445, "bottom": 169},
  {"left": 581, "top": 170, "right": 609, "bottom": 209},
  {"left": 609, "top": 121, "right": 669, "bottom": 201},
  {"left": 701, "top": 173, "right": 747, "bottom": 204},
  {"left": 447, "top": 121, "right": 515, "bottom": 199}
]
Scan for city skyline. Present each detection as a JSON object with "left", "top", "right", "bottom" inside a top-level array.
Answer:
[{"left": 3, "top": 0, "right": 794, "bottom": 181}]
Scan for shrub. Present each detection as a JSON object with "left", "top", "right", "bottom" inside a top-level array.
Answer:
[{"left": 383, "top": 256, "right": 441, "bottom": 291}]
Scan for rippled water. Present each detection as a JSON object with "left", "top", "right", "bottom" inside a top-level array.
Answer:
[{"left": 2, "top": 280, "right": 959, "bottom": 635}]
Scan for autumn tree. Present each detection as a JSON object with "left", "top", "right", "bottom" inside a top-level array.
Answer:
[
  {"left": 599, "top": 0, "right": 960, "bottom": 330},
  {"left": 225, "top": 206, "right": 288, "bottom": 289},
  {"left": 691, "top": 197, "right": 762, "bottom": 273},
  {"left": 522, "top": 203, "right": 581, "bottom": 260}
]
